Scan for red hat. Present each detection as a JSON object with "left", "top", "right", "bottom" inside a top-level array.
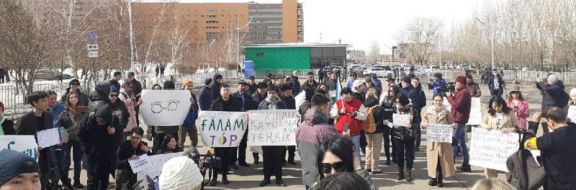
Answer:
[{"left": 455, "top": 75, "right": 467, "bottom": 84}]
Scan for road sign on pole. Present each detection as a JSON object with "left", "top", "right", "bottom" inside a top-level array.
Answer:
[
  {"left": 88, "top": 32, "right": 97, "bottom": 42},
  {"left": 87, "top": 44, "right": 98, "bottom": 58}
]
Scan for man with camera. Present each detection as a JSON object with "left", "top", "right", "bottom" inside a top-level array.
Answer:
[{"left": 446, "top": 76, "right": 472, "bottom": 172}]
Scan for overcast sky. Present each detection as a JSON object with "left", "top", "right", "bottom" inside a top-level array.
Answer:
[{"left": 137, "top": 0, "right": 487, "bottom": 53}]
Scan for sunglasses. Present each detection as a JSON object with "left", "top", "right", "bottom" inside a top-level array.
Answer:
[
  {"left": 321, "top": 161, "right": 346, "bottom": 174},
  {"left": 109, "top": 94, "right": 118, "bottom": 97},
  {"left": 71, "top": 83, "right": 80, "bottom": 86}
]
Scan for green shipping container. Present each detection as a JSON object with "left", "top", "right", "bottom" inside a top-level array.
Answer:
[{"left": 245, "top": 47, "right": 311, "bottom": 71}]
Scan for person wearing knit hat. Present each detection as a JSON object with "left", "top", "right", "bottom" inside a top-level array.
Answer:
[
  {"left": 446, "top": 75, "right": 472, "bottom": 172},
  {"left": 0, "top": 150, "right": 41, "bottom": 190},
  {"left": 159, "top": 156, "right": 202, "bottom": 190},
  {"left": 180, "top": 79, "right": 200, "bottom": 148}
]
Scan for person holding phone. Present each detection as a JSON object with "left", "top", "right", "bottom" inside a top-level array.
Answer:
[{"left": 331, "top": 87, "right": 368, "bottom": 161}]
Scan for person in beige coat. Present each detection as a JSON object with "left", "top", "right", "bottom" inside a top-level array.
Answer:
[
  {"left": 421, "top": 95, "right": 456, "bottom": 187},
  {"left": 480, "top": 96, "right": 518, "bottom": 178}
]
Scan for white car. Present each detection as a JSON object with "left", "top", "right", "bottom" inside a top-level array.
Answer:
[{"left": 364, "top": 66, "right": 394, "bottom": 78}]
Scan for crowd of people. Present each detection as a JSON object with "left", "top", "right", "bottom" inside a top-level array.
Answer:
[{"left": 1, "top": 68, "right": 576, "bottom": 190}]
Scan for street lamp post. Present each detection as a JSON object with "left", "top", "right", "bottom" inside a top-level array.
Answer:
[{"left": 475, "top": 17, "right": 495, "bottom": 69}]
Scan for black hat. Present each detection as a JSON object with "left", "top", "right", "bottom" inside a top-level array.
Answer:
[
  {"left": 249, "top": 76, "right": 255, "bottom": 80},
  {"left": 256, "top": 82, "right": 268, "bottom": 89},
  {"left": 238, "top": 80, "right": 248, "bottom": 85},
  {"left": 433, "top": 73, "right": 442, "bottom": 78},
  {"left": 0, "top": 150, "right": 40, "bottom": 186},
  {"left": 69, "top": 79, "right": 80, "bottom": 86},
  {"left": 280, "top": 84, "right": 292, "bottom": 92},
  {"left": 386, "top": 77, "right": 395, "bottom": 82},
  {"left": 402, "top": 76, "right": 412, "bottom": 83}
]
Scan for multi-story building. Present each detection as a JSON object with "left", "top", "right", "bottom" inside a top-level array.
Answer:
[{"left": 133, "top": 0, "right": 302, "bottom": 45}]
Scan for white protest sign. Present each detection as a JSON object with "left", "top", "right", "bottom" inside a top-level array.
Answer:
[
  {"left": 0, "top": 135, "right": 38, "bottom": 159},
  {"left": 37, "top": 128, "right": 61, "bottom": 148},
  {"left": 248, "top": 110, "right": 299, "bottom": 146},
  {"left": 140, "top": 90, "right": 192, "bottom": 126},
  {"left": 567, "top": 106, "right": 576, "bottom": 123},
  {"left": 443, "top": 97, "right": 452, "bottom": 111},
  {"left": 196, "top": 111, "right": 248, "bottom": 147},
  {"left": 470, "top": 127, "right": 519, "bottom": 172},
  {"left": 426, "top": 124, "right": 453, "bottom": 143},
  {"left": 295, "top": 91, "right": 306, "bottom": 112},
  {"left": 467, "top": 98, "right": 482, "bottom": 125},
  {"left": 393, "top": 114, "right": 412, "bottom": 127},
  {"left": 129, "top": 154, "right": 150, "bottom": 173},
  {"left": 136, "top": 153, "right": 182, "bottom": 189}
]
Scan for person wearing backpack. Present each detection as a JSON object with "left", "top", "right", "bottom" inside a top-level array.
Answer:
[{"left": 363, "top": 89, "right": 385, "bottom": 174}]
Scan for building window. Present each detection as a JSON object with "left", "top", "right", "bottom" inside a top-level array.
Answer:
[{"left": 256, "top": 52, "right": 264, "bottom": 57}]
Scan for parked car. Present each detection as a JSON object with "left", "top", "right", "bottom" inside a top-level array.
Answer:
[
  {"left": 35, "top": 69, "right": 73, "bottom": 80},
  {"left": 364, "top": 66, "right": 394, "bottom": 78}
]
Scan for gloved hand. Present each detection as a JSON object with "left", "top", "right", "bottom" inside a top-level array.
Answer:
[{"left": 524, "top": 137, "right": 538, "bottom": 150}]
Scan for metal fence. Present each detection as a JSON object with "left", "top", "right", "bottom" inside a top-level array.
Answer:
[{"left": 0, "top": 83, "right": 65, "bottom": 119}]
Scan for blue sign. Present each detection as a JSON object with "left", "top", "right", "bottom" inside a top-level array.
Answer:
[{"left": 88, "top": 32, "right": 97, "bottom": 42}]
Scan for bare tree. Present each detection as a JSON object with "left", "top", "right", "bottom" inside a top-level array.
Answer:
[
  {"left": 398, "top": 18, "right": 442, "bottom": 65},
  {"left": 367, "top": 41, "right": 380, "bottom": 64}
]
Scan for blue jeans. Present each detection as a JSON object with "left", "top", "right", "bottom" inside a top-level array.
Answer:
[
  {"left": 349, "top": 135, "right": 362, "bottom": 160},
  {"left": 63, "top": 139, "right": 83, "bottom": 183},
  {"left": 452, "top": 124, "right": 469, "bottom": 166}
]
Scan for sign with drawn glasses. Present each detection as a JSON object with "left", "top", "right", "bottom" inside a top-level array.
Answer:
[{"left": 139, "top": 90, "right": 192, "bottom": 126}]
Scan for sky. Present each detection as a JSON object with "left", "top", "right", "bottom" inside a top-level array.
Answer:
[{"left": 137, "top": 0, "right": 487, "bottom": 53}]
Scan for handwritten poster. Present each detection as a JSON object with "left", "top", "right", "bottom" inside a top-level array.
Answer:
[
  {"left": 135, "top": 153, "right": 182, "bottom": 189},
  {"left": 467, "top": 98, "right": 482, "bottom": 125},
  {"left": 470, "top": 127, "right": 519, "bottom": 172},
  {"left": 129, "top": 154, "right": 150, "bottom": 173},
  {"left": 0, "top": 135, "right": 38, "bottom": 159},
  {"left": 393, "top": 114, "right": 412, "bottom": 127},
  {"left": 248, "top": 110, "right": 299, "bottom": 146},
  {"left": 567, "top": 106, "right": 576, "bottom": 123},
  {"left": 37, "top": 128, "right": 61, "bottom": 148},
  {"left": 196, "top": 111, "right": 248, "bottom": 147},
  {"left": 139, "top": 90, "right": 192, "bottom": 126},
  {"left": 426, "top": 124, "right": 453, "bottom": 143}
]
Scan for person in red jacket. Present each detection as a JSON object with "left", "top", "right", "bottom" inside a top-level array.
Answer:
[
  {"left": 331, "top": 87, "right": 367, "bottom": 159},
  {"left": 446, "top": 75, "right": 472, "bottom": 172}
]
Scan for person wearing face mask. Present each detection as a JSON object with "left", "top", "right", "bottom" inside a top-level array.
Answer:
[
  {"left": 296, "top": 94, "right": 340, "bottom": 190},
  {"left": 480, "top": 96, "right": 518, "bottom": 178},
  {"left": 209, "top": 85, "right": 243, "bottom": 186},
  {"left": 421, "top": 95, "right": 457, "bottom": 187},
  {"left": 330, "top": 87, "right": 368, "bottom": 161},
  {"left": 257, "top": 85, "right": 288, "bottom": 187}
]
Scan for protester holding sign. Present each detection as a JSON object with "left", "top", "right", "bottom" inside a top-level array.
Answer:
[
  {"left": 250, "top": 82, "right": 268, "bottom": 164},
  {"left": 421, "top": 95, "right": 456, "bottom": 187},
  {"left": 233, "top": 80, "right": 253, "bottom": 167},
  {"left": 150, "top": 81, "right": 180, "bottom": 153},
  {"left": 380, "top": 86, "right": 398, "bottom": 165},
  {"left": 115, "top": 127, "right": 150, "bottom": 190},
  {"left": 480, "top": 96, "right": 518, "bottom": 178},
  {"left": 280, "top": 84, "right": 297, "bottom": 165},
  {"left": 390, "top": 92, "right": 415, "bottom": 182},
  {"left": 0, "top": 101, "right": 15, "bottom": 135},
  {"left": 524, "top": 108, "right": 576, "bottom": 190},
  {"left": 257, "top": 85, "right": 288, "bottom": 187},
  {"left": 362, "top": 89, "right": 385, "bottom": 174},
  {"left": 16, "top": 91, "right": 54, "bottom": 189},
  {"left": 446, "top": 76, "right": 472, "bottom": 172},
  {"left": 506, "top": 91, "right": 529, "bottom": 130},
  {"left": 209, "top": 85, "right": 243, "bottom": 186}
]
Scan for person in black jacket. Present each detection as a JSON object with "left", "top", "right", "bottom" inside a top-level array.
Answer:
[
  {"left": 61, "top": 79, "right": 90, "bottom": 106},
  {"left": 209, "top": 85, "right": 243, "bottom": 186},
  {"left": 233, "top": 80, "right": 253, "bottom": 167},
  {"left": 109, "top": 72, "right": 122, "bottom": 93},
  {"left": 126, "top": 72, "right": 143, "bottom": 127},
  {"left": 80, "top": 83, "right": 122, "bottom": 190},
  {"left": 0, "top": 101, "right": 15, "bottom": 135},
  {"left": 199, "top": 78, "right": 215, "bottom": 111},
  {"left": 524, "top": 108, "right": 576, "bottom": 190},
  {"left": 156, "top": 135, "right": 183, "bottom": 154},
  {"left": 114, "top": 127, "right": 150, "bottom": 190},
  {"left": 536, "top": 75, "right": 569, "bottom": 133},
  {"left": 16, "top": 92, "right": 54, "bottom": 189},
  {"left": 380, "top": 87, "right": 398, "bottom": 165},
  {"left": 257, "top": 85, "right": 288, "bottom": 187},
  {"left": 248, "top": 76, "right": 257, "bottom": 95},
  {"left": 302, "top": 72, "right": 319, "bottom": 91},
  {"left": 108, "top": 86, "right": 130, "bottom": 139},
  {"left": 408, "top": 77, "right": 426, "bottom": 151},
  {"left": 290, "top": 71, "right": 301, "bottom": 94},
  {"left": 279, "top": 84, "right": 297, "bottom": 165}
]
